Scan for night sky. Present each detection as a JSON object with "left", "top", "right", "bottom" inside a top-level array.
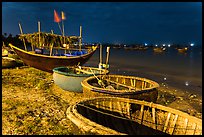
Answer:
[{"left": 2, "top": 2, "right": 202, "bottom": 45}]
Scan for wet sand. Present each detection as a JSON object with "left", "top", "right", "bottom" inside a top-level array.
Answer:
[{"left": 2, "top": 66, "right": 202, "bottom": 135}]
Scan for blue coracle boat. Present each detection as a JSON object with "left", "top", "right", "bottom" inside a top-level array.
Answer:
[{"left": 53, "top": 66, "right": 109, "bottom": 92}]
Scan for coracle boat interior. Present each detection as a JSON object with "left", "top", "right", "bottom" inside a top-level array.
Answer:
[
  {"left": 81, "top": 74, "right": 159, "bottom": 102},
  {"left": 53, "top": 66, "right": 109, "bottom": 92},
  {"left": 66, "top": 97, "right": 202, "bottom": 135}
]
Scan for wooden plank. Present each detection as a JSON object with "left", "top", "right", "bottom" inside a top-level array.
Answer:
[
  {"left": 142, "top": 81, "right": 145, "bottom": 89},
  {"left": 133, "top": 79, "right": 136, "bottom": 87},
  {"left": 152, "top": 107, "right": 156, "bottom": 129},
  {"left": 130, "top": 79, "right": 133, "bottom": 87},
  {"left": 126, "top": 102, "right": 130, "bottom": 118},
  {"left": 144, "top": 81, "right": 147, "bottom": 89},
  {"left": 184, "top": 118, "right": 189, "bottom": 135},
  {"left": 109, "top": 101, "right": 112, "bottom": 111},
  {"left": 123, "top": 78, "right": 126, "bottom": 84},
  {"left": 116, "top": 77, "right": 119, "bottom": 82},
  {"left": 169, "top": 114, "right": 178, "bottom": 135},
  {"left": 192, "top": 123, "right": 197, "bottom": 135},
  {"left": 117, "top": 101, "right": 123, "bottom": 116},
  {"left": 75, "top": 68, "right": 93, "bottom": 74},
  {"left": 95, "top": 101, "right": 99, "bottom": 108},
  {"left": 105, "top": 79, "right": 136, "bottom": 90},
  {"left": 163, "top": 112, "right": 171, "bottom": 132},
  {"left": 139, "top": 105, "right": 144, "bottom": 124}
]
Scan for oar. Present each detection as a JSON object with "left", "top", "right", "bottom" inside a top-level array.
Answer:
[
  {"left": 89, "top": 67, "right": 105, "bottom": 88},
  {"left": 18, "top": 23, "right": 27, "bottom": 51}
]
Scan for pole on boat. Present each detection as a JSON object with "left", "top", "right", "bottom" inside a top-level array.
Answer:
[
  {"left": 38, "top": 21, "right": 41, "bottom": 48},
  {"left": 99, "top": 44, "right": 103, "bottom": 76},
  {"left": 50, "top": 43, "right": 53, "bottom": 56},
  {"left": 62, "top": 21, "right": 66, "bottom": 54},
  {"left": 62, "top": 19, "right": 65, "bottom": 43},
  {"left": 103, "top": 46, "right": 110, "bottom": 79},
  {"left": 18, "top": 23, "right": 27, "bottom": 51},
  {"left": 61, "top": 12, "right": 66, "bottom": 54},
  {"left": 79, "top": 26, "right": 82, "bottom": 51},
  {"left": 99, "top": 44, "right": 103, "bottom": 68},
  {"left": 105, "top": 46, "right": 110, "bottom": 69}
]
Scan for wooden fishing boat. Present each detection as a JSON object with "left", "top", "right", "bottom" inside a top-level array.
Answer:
[
  {"left": 153, "top": 47, "right": 166, "bottom": 53},
  {"left": 66, "top": 97, "right": 202, "bottom": 135},
  {"left": 9, "top": 43, "right": 97, "bottom": 73},
  {"left": 123, "top": 46, "right": 135, "bottom": 50},
  {"left": 81, "top": 74, "right": 159, "bottom": 102},
  {"left": 112, "top": 45, "right": 122, "bottom": 49},
  {"left": 133, "top": 46, "right": 148, "bottom": 51},
  {"left": 53, "top": 66, "right": 109, "bottom": 92},
  {"left": 176, "top": 47, "right": 188, "bottom": 53}
]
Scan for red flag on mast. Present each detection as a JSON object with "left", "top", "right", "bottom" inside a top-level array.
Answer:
[{"left": 54, "top": 10, "right": 61, "bottom": 23}]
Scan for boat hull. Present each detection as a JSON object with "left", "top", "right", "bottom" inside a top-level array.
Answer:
[
  {"left": 9, "top": 43, "right": 97, "bottom": 73},
  {"left": 53, "top": 66, "right": 109, "bottom": 92},
  {"left": 53, "top": 72, "right": 88, "bottom": 92},
  {"left": 66, "top": 97, "right": 202, "bottom": 135},
  {"left": 81, "top": 75, "right": 159, "bottom": 102}
]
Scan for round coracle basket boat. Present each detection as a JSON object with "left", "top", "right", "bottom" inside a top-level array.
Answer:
[
  {"left": 66, "top": 97, "right": 202, "bottom": 135},
  {"left": 81, "top": 74, "right": 159, "bottom": 102},
  {"left": 53, "top": 66, "right": 109, "bottom": 92}
]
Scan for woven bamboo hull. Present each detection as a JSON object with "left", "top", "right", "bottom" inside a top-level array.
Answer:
[
  {"left": 9, "top": 43, "right": 97, "bottom": 73},
  {"left": 53, "top": 66, "right": 109, "bottom": 92},
  {"left": 81, "top": 75, "right": 159, "bottom": 102},
  {"left": 66, "top": 97, "right": 202, "bottom": 135}
]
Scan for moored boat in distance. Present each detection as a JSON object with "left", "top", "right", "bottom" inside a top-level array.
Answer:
[
  {"left": 66, "top": 97, "right": 202, "bottom": 135},
  {"left": 176, "top": 47, "right": 188, "bottom": 53},
  {"left": 134, "top": 45, "right": 148, "bottom": 51},
  {"left": 53, "top": 66, "right": 109, "bottom": 92},
  {"left": 81, "top": 74, "right": 159, "bottom": 102},
  {"left": 153, "top": 47, "right": 166, "bottom": 53}
]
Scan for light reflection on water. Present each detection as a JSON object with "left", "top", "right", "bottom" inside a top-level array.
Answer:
[{"left": 85, "top": 46, "right": 202, "bottom": 95}]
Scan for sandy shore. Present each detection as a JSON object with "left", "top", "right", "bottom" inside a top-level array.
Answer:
[{"left": 2, "top": 66, "right": 202, "bottom": 135}]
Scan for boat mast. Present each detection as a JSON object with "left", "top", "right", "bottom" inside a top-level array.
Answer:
[
  {"left": 103, "top": 46, "right": 110, "bottom": 79},
  {"left": 99, "top": 44, "right": 103, "bottom": 77},
  {"left": 38, "top": 21, "right": 41, "bottom": 48},
  {"left": 79, "top": 26, "right": 82, "bottom": 50},
  {"left": 18, "top": 23, "right": 27, "bottom": 51}
]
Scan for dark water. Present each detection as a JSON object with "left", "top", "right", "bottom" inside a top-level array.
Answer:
[{"left": 84, "top": 46, "right": 202, "bottom": 96}]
